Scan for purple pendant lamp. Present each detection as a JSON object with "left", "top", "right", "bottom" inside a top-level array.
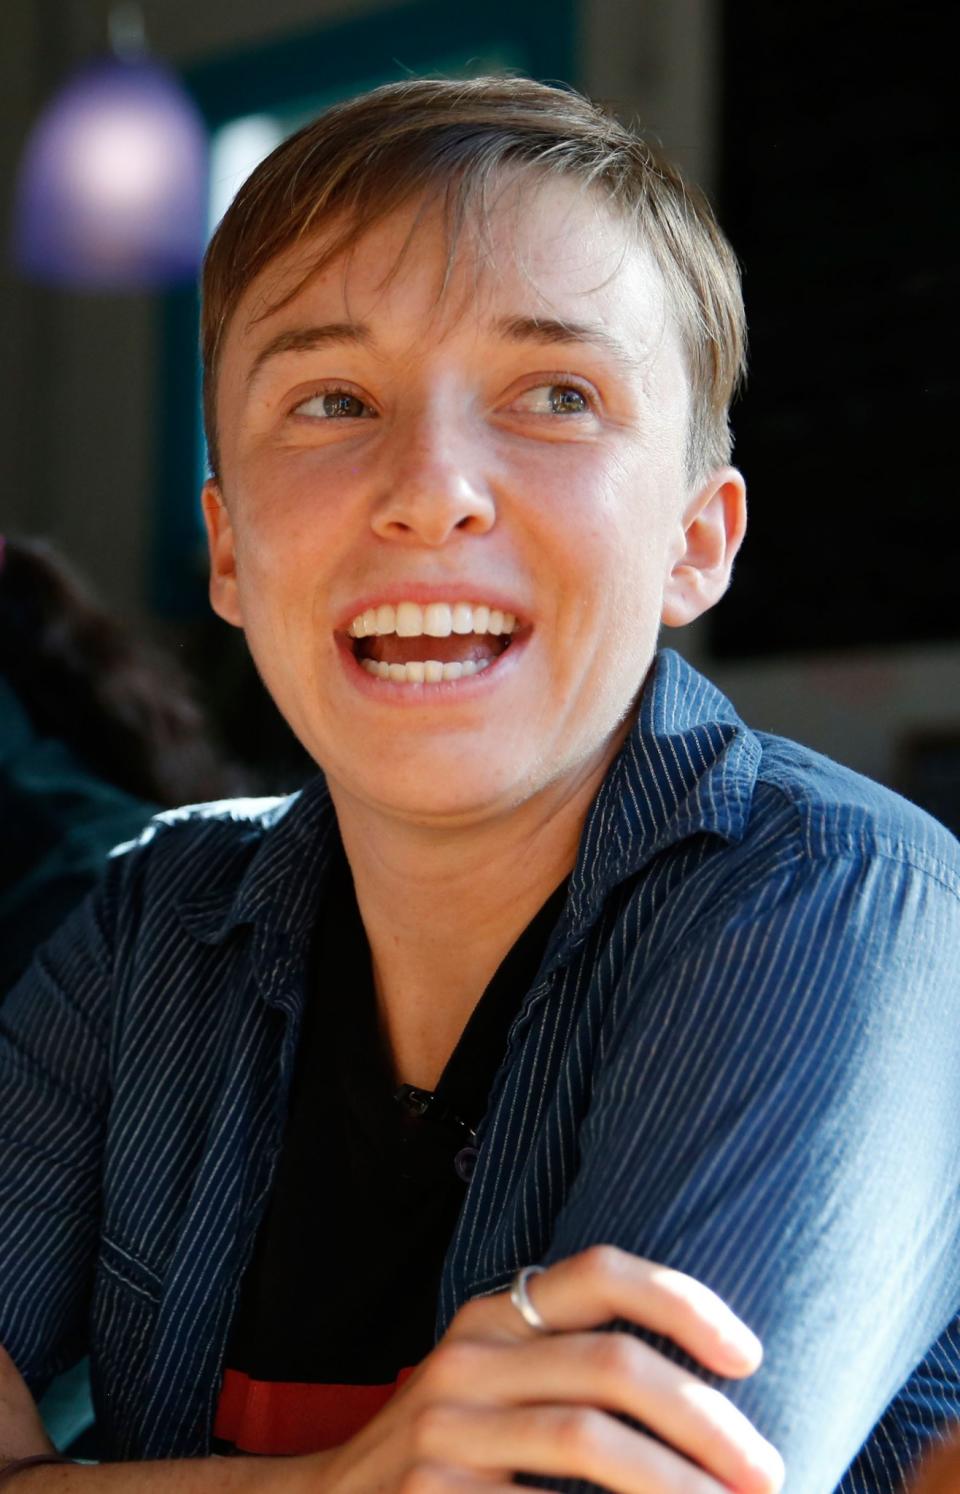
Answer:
[{"left": 12, "top": 4, "right": 208, "bottom": 290}]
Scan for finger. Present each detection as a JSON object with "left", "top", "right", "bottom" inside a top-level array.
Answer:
[
  {"left": 0, "top": 1345, "right": 56, "bottom": 1460},
  {"left": 424, "top": 1332, "right": 782, "bottom": 1494},
  {"left": 411, "top": 1402, "right": 781, "bottom": 1494},
  {"left": 465, "top": 1246, "right": 763, "bottom": 1377}
]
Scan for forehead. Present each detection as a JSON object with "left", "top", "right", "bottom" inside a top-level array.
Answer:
[{"left": 227, "top": 175, "right": 676, "bottom": 366}]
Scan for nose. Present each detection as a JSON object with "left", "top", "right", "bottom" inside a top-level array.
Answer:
[{"left": 369, "top": 413, "right": 496, "bottom": 546}]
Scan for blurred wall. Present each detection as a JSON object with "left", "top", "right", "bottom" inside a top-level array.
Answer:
[{"left": 1, "top": 0, "right": 956, "bottom": 802}]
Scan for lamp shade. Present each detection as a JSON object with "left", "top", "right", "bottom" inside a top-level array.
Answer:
[{"left": 13, "top": 56, "right": 208, "bottom": 289}]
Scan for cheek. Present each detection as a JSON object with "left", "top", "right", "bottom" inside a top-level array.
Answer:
[
  {"left": 226, "top": 523, "right": 315, "bottom": 663},
  {"left": 230, "top": 472, "right": 331, "bottom": 585},
  {"left": 550, "top": 488, "right": 668, "bottom": 618},
  {"left": 555, "top": 516, "right": 675, "bottom": 692}
]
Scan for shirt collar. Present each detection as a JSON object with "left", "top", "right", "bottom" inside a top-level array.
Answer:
[
  {"left": 175, "top": 774, "right": 339, "bottom": 950},
  {"left": 561, "top": 648, "right": 760, "bottom": 941},
  {"left": 177, "top": 648, "right": 759, "bottom": 957}
]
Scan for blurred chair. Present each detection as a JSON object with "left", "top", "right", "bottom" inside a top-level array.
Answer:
[{"left": 0, "top": 534, "right": 243, "bottom": 990}]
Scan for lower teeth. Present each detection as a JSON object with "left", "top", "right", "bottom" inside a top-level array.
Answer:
[{"left": 360, "top": 657, "right": 492, "bottom": 683}]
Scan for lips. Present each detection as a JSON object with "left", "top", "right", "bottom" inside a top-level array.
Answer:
[{"left": 344, "top": 598, "right": 522, "bottom": 684}]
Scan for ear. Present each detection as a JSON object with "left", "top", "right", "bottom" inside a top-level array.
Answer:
[
  {"left": 661, "top": 467, "right": 747, "bottom": 628},
  {"left": 201, "top": 480, "right": 244, "bottom": 628}
]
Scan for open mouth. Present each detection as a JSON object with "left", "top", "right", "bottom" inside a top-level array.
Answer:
[{"left": 345, "top": 600, "right": 520, "bottom": 684}]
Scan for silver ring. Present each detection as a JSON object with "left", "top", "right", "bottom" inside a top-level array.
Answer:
[{"left": 509, "top": 1264, "right": 550, "bottom": 1333}]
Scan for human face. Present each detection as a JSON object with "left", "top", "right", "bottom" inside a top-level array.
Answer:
[{"left": 204, "top": 178, "right": 732, "bottom": 826}]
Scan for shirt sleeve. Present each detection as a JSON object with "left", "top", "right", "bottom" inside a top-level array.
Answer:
[
  {"left": 541, "top": 845, "right": 960, "bottom": 1494},
  {"left": 0, "top": 869, "right": 118, "bottom": 1395}
]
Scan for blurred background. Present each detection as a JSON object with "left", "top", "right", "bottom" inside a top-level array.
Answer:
[{"left": 1, "top": 0, "right": 957, "bottom": 824}]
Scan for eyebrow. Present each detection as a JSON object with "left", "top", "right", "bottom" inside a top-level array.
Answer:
[
  {"left": 494, "top": 315, "right": 643, "bottom": 372},
  {"left": 246, "top": 322, "right": 371, "bottom": 385},
  {"left": 245, "top": 312, "right": 642, "bottom": 386}
]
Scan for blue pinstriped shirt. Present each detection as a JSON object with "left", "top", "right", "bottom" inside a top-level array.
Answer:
[{"left": 1, "top": 649, "right": 959, "bottom": 1492}]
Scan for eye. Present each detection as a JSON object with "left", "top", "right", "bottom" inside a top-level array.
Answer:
[
  {"left": 512, "top": 383, "right": 593, "bottom": 416},
  {"left": 293, "top": 389, "right": 375, "bottom": 419}
]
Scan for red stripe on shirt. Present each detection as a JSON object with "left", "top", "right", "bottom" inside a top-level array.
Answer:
[{"left": 214, "top": 1365, "right": 417, "bottom": 1455}]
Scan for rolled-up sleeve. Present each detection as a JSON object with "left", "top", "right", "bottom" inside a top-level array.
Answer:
[{"left": 544, "top": 848, "right": 960, "bottom": 1493}]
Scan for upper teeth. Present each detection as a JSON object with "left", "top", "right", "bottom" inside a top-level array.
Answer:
[{"left": 348, "top": 602, "right": 517, "bottom": 638}]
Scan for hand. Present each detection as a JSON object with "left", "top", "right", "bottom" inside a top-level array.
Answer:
[
  {"left": 909, "top": 1430, "right": 960, "bottom": 1494},
  {"left": 304, "top": 1245, "right": 784, "bottom": 1494},
  {"left": 0, "top": 1345, "right": 55, "bottom": 1462}
]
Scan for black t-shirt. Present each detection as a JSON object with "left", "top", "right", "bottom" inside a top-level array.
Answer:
[{"left": 214, "top": 849, "right": 565, "bottom": 1455}]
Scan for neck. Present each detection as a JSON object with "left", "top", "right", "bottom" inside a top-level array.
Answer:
[{"left": 328, "top": 735, "right": 624, "bottom": 1088}]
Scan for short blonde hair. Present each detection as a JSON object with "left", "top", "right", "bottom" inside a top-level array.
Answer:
[{"left": 201, "top": 75, "right": 746, "bottom": 482}]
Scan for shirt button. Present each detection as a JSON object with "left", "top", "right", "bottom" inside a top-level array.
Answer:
[{"left": 454, "top": 1146, "right": 479, "bottom": 1182}]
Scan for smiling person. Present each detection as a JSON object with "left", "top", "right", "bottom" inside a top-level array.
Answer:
[{"left": 1, "top": 76, "right": 959, "bottom": 1494}]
